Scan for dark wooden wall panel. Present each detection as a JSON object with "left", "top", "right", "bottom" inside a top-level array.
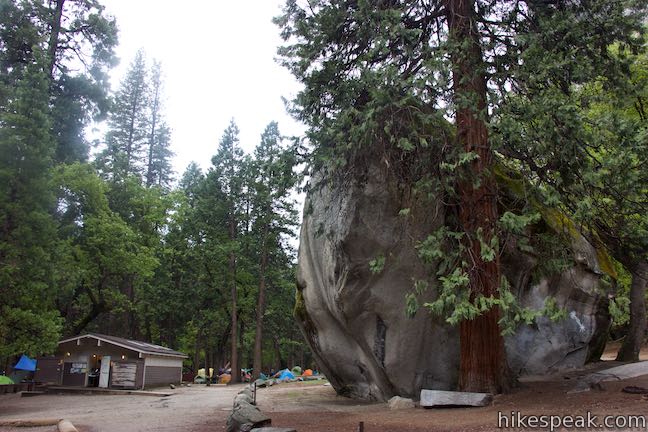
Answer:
[
  {"left": 62, "top": 362, "right": 86, "bottom": 386},
  {"left": 34, "top": 358, "right": 62, "bottom": 384},
  {"left": 144, "top": 366, "right": 181, "bottom": 387}
]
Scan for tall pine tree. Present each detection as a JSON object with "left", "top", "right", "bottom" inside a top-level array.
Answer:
[
  {"left": 0, "top": 60, "right": 61, "bottom": 363},
  {"left": 97, "top": 49, "right": 149, "bottom": 181},
  {"left": 209, "top": 120, "right": 245, "bottom": 382},
  {"left": 0, "top": 0, "right": 118, "bottom": 163},
  {"left": 251, "top": 122, "right": 299, "bottom": 378},
  {"left": 145, "top": 61, "right": 174, "bottom": 190}
]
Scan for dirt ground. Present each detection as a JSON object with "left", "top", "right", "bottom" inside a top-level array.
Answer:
[
  {"left": 0, "top": 384, "right": 241, "bottom": 432},
  {"left": 601, "top": 340, "right": 648, "bottom": 361},
  {"left": 0, "top": 427, "right": 56, "bottom": 432},
  {"left": 240, "top": 370, "right": 648, "bottom": 432},
  {"left": 1, "top": 352, "right": 647, "bottom": 431},
  {"left": 239, "top": 344, "right": 648, "bottom": 432}
]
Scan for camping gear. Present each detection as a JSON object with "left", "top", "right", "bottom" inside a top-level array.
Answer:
[
  {"left": 0, "top": 375, "right": 14, "bottom": 385},
  {"left": 291, "top": 366, "right": 302, "bottom": 375},
  {"left": 277, "top": 369, "right": 295, "bottom": 381},
  {"left": 9, "top": 369, "right": 31, "bottom": 384},
  {"left": 14, "top": 355, "right": 37, "bottom": 372},
  {"left": 196, "top": 367, "right": 214, "bottom": 379},
  {"left": 219, "top": 373, "right": 232, "bottom": 384},
  {"left": 303, "top": 369, "right": 313, "bottom": 377},
  {"left": 242, "top": 368, "right": 252, "bottom": 382}
]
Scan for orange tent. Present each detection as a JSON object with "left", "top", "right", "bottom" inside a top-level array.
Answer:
[
  {"left": 303, "top": 369, "right": 313, "bottom": 377},
  {"left": 219, "top": 373, "right": 232, "bottom": 384}
]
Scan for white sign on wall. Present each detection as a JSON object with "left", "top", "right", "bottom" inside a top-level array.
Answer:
[
  {"left": 70, "top": 363, "right": 87, "bottom": 374},
  {"left": 111, "top": 362, "right": 137, "bottom": 388}
]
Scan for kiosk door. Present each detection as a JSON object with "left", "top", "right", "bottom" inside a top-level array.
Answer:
[{"left": 98, "top": 356, "right": 111, "bottom": 388}]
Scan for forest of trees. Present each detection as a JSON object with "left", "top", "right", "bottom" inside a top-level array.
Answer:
[
  {"left": 0, "top": 0, "right": 308, "bottom": 380},
  {"left": 1, "top": 0, "right": 647, "bottom": 395}
]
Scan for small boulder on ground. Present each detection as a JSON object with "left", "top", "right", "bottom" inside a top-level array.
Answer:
[
  {"left": 420, "top": 390, "right": 492, "bottom": 408},
  {"left": 226, "top": 401, "right": 271, "bottom": 432},
  {"left": 58, "top": 420, "right": 79, "bottom": 432},
  {"left": 239, "top": 387, "right": 254, "bottom": 398},
  {"left": 388, "top": 396, "right": 415, "bottom": 410},
  {"left": 234, "top": 392, "right": 253, "bottom": 406}
]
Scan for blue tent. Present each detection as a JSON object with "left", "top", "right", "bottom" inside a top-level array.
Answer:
[
  {"left": 278, "top": 369, "right": 295, "bottom": 381},
  {"left": 14, "top": 354, "right": 36, "bottom": 372}
]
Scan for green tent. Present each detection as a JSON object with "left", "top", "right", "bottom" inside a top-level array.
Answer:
[{"left": 0, "top": 375, "right": 14, "bottom": 385}]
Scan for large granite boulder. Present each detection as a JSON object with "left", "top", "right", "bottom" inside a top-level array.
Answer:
[{"left": 296, "top": 158, "right": 611, "bottom": 402}]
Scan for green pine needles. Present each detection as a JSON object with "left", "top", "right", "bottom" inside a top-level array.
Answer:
[{"left": 408, "top": 209, "right": 568, "bottom": 335}]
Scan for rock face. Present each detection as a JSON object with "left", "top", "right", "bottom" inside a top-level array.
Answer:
[
  {"left": 504, "top": 266, "right": 609, "bottom": 376},
  {"left": 296, "top": 157, "right": 611, "bottom": 402}
]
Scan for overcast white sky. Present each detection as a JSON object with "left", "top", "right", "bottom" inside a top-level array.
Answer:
[{"left": 101, "top": 0, "right": 306, "bottom": 175}]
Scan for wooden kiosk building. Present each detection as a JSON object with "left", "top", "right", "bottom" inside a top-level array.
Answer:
[{"left": 38, "top": 333, "right": 187, "bottom": 389}]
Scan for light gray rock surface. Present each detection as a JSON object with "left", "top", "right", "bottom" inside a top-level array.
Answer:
[
  {"left": 503, "top": 264, "right": 609, "bottom": 376},
  {"left": 296, "top": 157, "right": 611, "bottom": 402},
  {"left": 57, "top": 420, "right": 79, "bottom": 432},
  {"left": 568, "top": 361, "right": 648, "bottom": 393},
  {"left": 239, "top": 387, "right": 254, "bottom": 398},
  {"left": 234, "top": 392, "right": 253, "bottom": 406},
  {"left": 226, "top": 400, "right": 271, "bottom": 432},
  {"left": 420, "top": 390, "right": 492, "bottom": 407},
  {"left": 388, "top": 396, "right": 416, "bottom": 410}
]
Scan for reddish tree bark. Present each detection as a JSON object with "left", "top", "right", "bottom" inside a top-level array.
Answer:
[{"left": 444, "top": 0, "right": 509, "bottom": 393}]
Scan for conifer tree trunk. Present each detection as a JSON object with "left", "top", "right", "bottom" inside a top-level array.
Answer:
[
  {"left": 253, "top": 224, "right": 269, "bottom": 378},
  {"left": 229, "top": 216, "right": 239, "bottom": 383},
  {"left": 146, "top": 98, "right": 158, "bottom": 187},
  {"left": 46, "top": 0, "right": 65, "bottom": 79},
  {"left": 444, "top": 0, "right": 508, "bottom": 394},
  {"left": 125, "top": 97, "right": 138, "bottom": 176},
  {"left": 273, "top": 338, "right": 284, "bottom": 371},
  {"left": 617, "top": 261, "right": 648, "bottom": 362},
  {"left": 146, "top": 72, "right": 160, "bottom": 187},
  {"left": 127, "top": 276, "right": 137, "bottom": 339},
  {"left": 193, "top": 338, "right": 200, "bottom": 374}
]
